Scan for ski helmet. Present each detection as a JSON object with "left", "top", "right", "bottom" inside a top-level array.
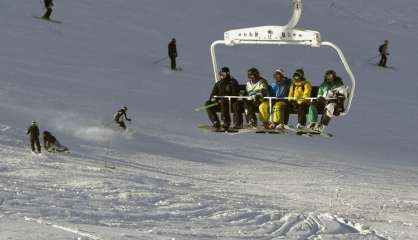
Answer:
[
  {"left": 123, "top": 106, "right": 128, "bottom": 111},
  {"left": 292, "top": 68, "right": 304, "bottom": 80},
  {"left": 248, "top": 68, "right": 259, "bottom": 78},
  {"left": 325, "top": 70, "right": 336, "bottom": 80},
  {"left": 220, "top": 67, "right": 230, "bottom": 74}
]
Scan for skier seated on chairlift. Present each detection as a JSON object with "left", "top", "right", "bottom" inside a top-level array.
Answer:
[
  {"left": 114, "top": 106, "right": 132, "bottom": 130},
  {"left": 288, "top": 68, "right": 312, "bottom": 129},
  {"left": 263, "top": 68, "right": 292, "bottom": 130},
  {"left": 43, "top": 131, "right": 68, "bottom": 152},
  {"left": 206, "top": 67, "right": 240, "bottom": 131},
  {"left": 307, "top": 70, "right": 347, "bottom": 132},
  {"left": 244, "top": 68, "right": 269, "bottom": 128}
]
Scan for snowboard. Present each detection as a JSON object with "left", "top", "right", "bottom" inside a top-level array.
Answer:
[
  {"left": 197, "top": 123, "right": 240, "bottom": 134},
  {"left": 33, "top": 16, "right": 62, "bottom": 24},
  {"left": 254, "top": 127, "right": 288, "bottom": 134},
  {"left": 285, "top": 125, "right": 333, "bottom": 138}
]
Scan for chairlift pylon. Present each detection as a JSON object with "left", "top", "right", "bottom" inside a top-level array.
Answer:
[{"left": 210, "top": 0, "right": 355, "bottom": 116}]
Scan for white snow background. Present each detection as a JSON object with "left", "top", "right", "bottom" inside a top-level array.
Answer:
[{"left": 1, "top": 0, "right": 418, "bottom": 239}]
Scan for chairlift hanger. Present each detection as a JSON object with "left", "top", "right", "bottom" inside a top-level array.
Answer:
[{"left": 210, "top": 0, "right": 356, "bottom": 116}]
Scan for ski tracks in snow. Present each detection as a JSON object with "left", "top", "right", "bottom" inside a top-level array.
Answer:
[{"left": 24, "top": 216, "right": 103, "bottom": 240}]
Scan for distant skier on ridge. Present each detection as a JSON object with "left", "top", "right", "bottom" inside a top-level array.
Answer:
[
  {"left": 114, "top": 106, "right": 132, "bottom": 130},
  {"left": 168, "top": 38, "right": 178, "bottom": 70},
  {"left": 42, "top": 0, "right": 54, "bottom": 20}
]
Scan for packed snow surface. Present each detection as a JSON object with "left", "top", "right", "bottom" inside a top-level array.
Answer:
[{"left": 1, "top": 0, "right": 418, "bottom": 239}]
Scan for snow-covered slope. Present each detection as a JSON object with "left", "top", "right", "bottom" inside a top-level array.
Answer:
[{"left": 1, "top": 0, "right": 418, "bottom": 239}]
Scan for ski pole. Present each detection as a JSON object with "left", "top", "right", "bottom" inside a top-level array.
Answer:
[
  {"left": 153, "top": 56, "right": 168, "bottom": 65},
  {"left": 194, "top": 102, "right": 218, "bottom": 112},
  {"left": 367, "top": 55, "right": 379, "bottom": 62}
]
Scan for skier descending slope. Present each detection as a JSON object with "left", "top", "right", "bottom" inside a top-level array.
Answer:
[
  {"left": 168, "top": 38, "right": 178, "bottom": 70},
  {"left": 42, "top": 0, "right": 54, "bottom": 20},
  {"left": 206, "top": 67, "right": 240, "bottom": 131},
  {"left": 27, "top": 120, "right": 41, "bottom": 153},
  {"left": 378, "top": 40, "right": 389, "bottom": 67},
  {"left": 307, "top": 70, "right": 347, "bottom": 131},
  {"left": 114, "top": 106, "right": 132, "bottom": 130}
]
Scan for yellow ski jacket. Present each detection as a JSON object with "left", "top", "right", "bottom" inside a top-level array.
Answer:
[{"left": 288, "top": 79, "right": 312, "bottom": 104}]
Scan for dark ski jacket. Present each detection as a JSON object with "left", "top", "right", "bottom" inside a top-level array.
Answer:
[
  {"left": 168, "top": 40, "right": 177, "bottom": 59},
  {"left": 209, "top": 76, "right": 240, "bottom": 100},
  {"left": 44, "top": 0, "right": 54, "bottom": 8},
  {"left": 27, "top": 125, "right": 40, "bottom": 139},
  {"left": 114, "top": 109, "right": 131, "bottom": 122},
  {"left": 379, "top": 44, "right": 388, "bottom": 55}
]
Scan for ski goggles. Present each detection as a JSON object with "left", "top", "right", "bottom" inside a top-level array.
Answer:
[{"left": 292, "top": 73, "right": 302, "bottom": 80}]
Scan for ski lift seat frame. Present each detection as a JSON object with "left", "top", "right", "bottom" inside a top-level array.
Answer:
[
  {"left": 209, "top": 0, "right": 355, "bottom": 121},
  {"left": 212, "top": 85, "right": 346, "bottom": 115}
]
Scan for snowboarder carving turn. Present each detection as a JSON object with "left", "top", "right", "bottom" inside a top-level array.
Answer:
[
  {"left": 42, "top": 0, "right": 54, "bottom": 20},
  {"left": 378, "top": 40, "right": 389, "bottom": 67},
  {"left": 27, "top": 120, "right": 41, "bottom": 153},
  {"left": 114, "top": 106, "right": 131, "bottom": 130},
  {"left": 168, "top": 38, "right": 178, "bottom": 70}
]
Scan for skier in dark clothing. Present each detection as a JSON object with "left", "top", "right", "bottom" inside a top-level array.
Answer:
[
  {"left": 168, "top": 38, "right": 178, "bottom": 70},
  {"left": 27, "top": 120, "right": 41, "bottom": 153},
  {"left": 42, "top": 0, "right": 54, "bottom": 20},
  {"left": 378, "top": 40, "right": 389, "bottom": 67},
  {"left": 206, "top": 67, "right": 241, "bottom": 131},
  {"left": 43, "top": 131, "right": 68, "bottom": 152},
  {"left": 114, "top": 106, "right": 131, "bottom": 130}
]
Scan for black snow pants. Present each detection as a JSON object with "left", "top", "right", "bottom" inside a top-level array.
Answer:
[
  {"left": 116, "top": 120, "right": 127, "bottom": 130},
  {"left": 31, "top": 137, "right": 41, "bottom": 153},
  {"left": 170, "top": 56, "right": 176, "bottom": 70},
  {"left": 43, "top": 7, "right": 52, "bottom": 19},
  {"left": 243, "top": 100, "right": 260, "bottom": 126},
  {"left": 379, "top": 54, "right": 387, "bottom": 67},
  {"left": 293, "top": 102, "right": 308, "bottom": 126},
  {"left": 206, "top": 100, "right": 231, "bottom": 127}
]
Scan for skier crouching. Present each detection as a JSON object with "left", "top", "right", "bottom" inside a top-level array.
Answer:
[
  {"left": 307, "top": 70, "right": 348, "bottom": 131},
  {"left": 43, "top": 131, "right": 69, "bottom": 152},
  {"left": 114, "top": 106, "right": 131, "bottom": 130}
]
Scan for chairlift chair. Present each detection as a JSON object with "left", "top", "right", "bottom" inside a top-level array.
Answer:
[{"left": 210, "top": 0, "right": 355, "bottom": 117}]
